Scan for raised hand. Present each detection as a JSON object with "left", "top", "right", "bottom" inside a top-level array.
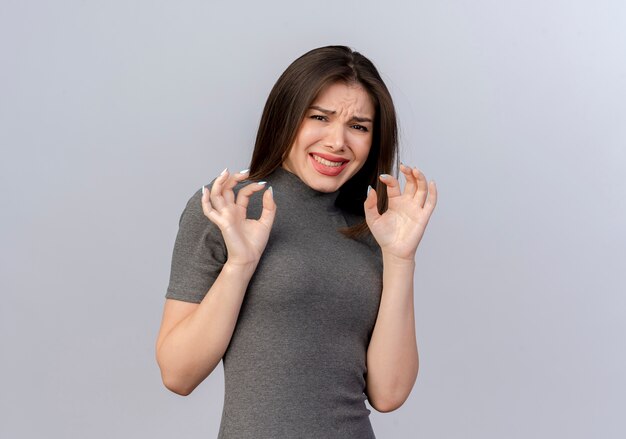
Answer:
[
  {"left": 201, "top": 168, "right": 277, "bottom": 267},
  {"left": 364, "top": 164, "right": 437, "bottom": 261}
]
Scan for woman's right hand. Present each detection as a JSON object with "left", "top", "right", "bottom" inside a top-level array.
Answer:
[{"left": 201, "top": 168, "right": 276, "bottom": 268}]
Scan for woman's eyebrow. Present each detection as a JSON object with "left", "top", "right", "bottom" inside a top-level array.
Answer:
[{"left": 309, "top": 105, "right": 373, "bottom": 123}]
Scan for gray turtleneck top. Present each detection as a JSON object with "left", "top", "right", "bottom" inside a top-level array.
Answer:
[{"left": 166, "top": 167, "right": 383, "bottom": 438}]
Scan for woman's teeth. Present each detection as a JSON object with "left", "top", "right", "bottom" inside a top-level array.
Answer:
[{"left": 313, "top": 155, "right": 343, "bottom": 167}]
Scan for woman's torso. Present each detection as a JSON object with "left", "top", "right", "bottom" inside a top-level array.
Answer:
[{"left": 217, "top": 168, "right": 383, "bottom": 439}]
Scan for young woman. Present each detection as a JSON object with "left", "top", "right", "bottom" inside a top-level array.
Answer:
[{"left": 156, "top": 45, "right": 437, "bottom": 438}]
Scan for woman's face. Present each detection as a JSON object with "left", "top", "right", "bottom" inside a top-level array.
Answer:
[{"left": 282, "top": 81, "right": 375, "bottom": 193}]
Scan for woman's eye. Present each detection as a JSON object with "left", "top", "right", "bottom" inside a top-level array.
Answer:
[
  {"left": 352, "top": 124, "right": 368, "bottom": 132},
  {"left": 311, "top": 115, "right": 327, "bottom": 121}
]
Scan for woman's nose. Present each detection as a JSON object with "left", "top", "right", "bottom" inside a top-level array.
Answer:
[{"left": 324, "top": 124, "right": 347, "bottom": 151}]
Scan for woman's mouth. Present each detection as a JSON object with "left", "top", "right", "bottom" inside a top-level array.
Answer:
[{"left": 309, "top": 153, "right": 349, "bottom": 176}]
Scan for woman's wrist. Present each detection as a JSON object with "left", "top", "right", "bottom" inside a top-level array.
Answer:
[
  {"left": 222, "top": 258, "right": 259, "bottom": 279},
  {"left": 381, "top": 251, "right": 416, "bottom": 270}
]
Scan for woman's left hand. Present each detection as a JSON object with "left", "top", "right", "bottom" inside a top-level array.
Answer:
[{"left": 364, "top": 164, "right": 438, "bottom": 261}]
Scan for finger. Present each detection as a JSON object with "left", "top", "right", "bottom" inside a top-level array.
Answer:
[
  {"left": 201, "top": 185, "right": 222, "bottom": 226},
  {"left": 363, "top": 185, "right": 381, "bottom": 225},
  {"left": 379, "top": 173, "right": 401, "bottom": 198},
  {"left": 257, "top": 186, "right": 277, "bottom": 230},
  {"left": 400, "top": 163, "right": 418, "bottom": 197},
  {"left": 413, "top": 168, "right": 429, "bottom": 207},
  {"left": 201, "top": 185, "right": 212, "bottom": 217},
  {"left": 209, "top": 168, "right": 229, "bottom": 210},
  {"left": 222, "top": 168, "right": 250, "bottom": 204},
  {"left": 235, "top": 181, "right": 269, "bottom": 210},
  {"left": 424, "top": 180, "right": 438, "bottom": 213}
]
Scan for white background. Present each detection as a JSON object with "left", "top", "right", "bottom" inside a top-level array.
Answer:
[{"left": 1, "top": 1, "right": 625, "bottom": 437}]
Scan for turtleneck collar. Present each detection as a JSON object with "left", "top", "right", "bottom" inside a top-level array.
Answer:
[{"left": 266, "top": 166, "right": 340, "bottom": 208}]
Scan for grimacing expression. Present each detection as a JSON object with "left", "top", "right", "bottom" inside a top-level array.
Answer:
[{"left": 282, "top": 82, "right": 375, "bottom": 193}]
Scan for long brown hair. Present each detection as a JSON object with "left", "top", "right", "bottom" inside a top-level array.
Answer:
[{"left": 249, "top": 45, "right": 399, "bottom": 238}]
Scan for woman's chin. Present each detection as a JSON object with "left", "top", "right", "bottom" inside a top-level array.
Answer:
[
  {"left": 306, "top": 179, "right": 341, "bottom": 193},
  {"left": 303, "top": 170, "right": 350, "bottom": 193}
]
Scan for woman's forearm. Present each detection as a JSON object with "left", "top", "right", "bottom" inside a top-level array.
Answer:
[
  {"left": 156, "top": 260, "right": 257, "bottom": 395},
  {"left": 365, "top": 253, "right": 419, "bottom": 412}
]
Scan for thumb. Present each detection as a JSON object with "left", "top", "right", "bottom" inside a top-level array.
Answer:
[
  {"left": 258, "top": 186, "right": 277, "bottom": 230},
  {"left": 364, "top": 185, "right": 381, "bottom": 226}
]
